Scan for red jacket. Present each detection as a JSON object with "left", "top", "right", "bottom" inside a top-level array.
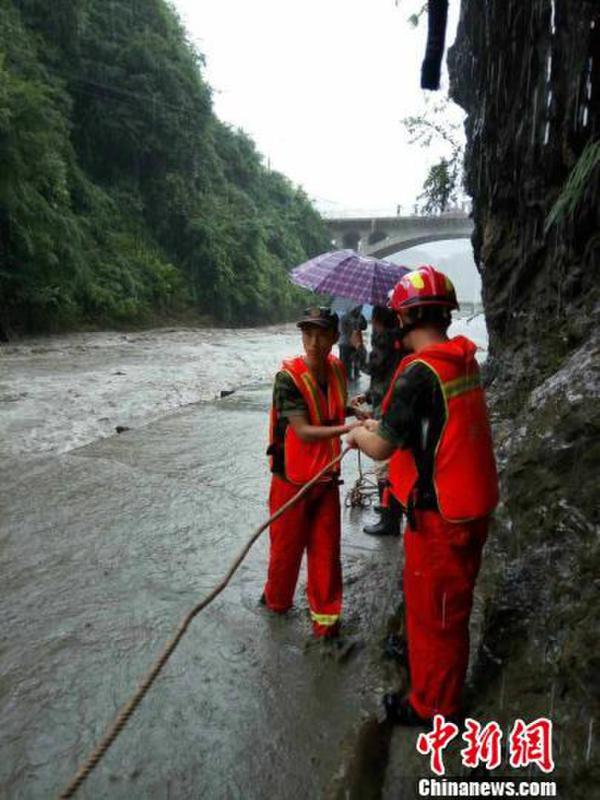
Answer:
[{"left": 382, "top": 336, "right": 499, "bottom": 522}]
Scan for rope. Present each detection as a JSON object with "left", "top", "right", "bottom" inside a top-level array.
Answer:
[
  {"left": 345, "top": 449, "right": 379, "bottom": 508},
  {"left": 58, "top": 446, "right": 352, "bottom": 799}
]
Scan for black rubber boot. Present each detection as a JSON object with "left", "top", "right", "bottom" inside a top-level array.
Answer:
[
  {"left": 383, "top": 632, "right": 408, "bottom": 665},
  {"left": 383, "top": 694, "right": 429, "bottom": 727},
  {"left": 363, "top": 508, "right": 400, "bottom": 536},
  {"left": 371, "top": 480, "right": 387, "bottom": 515}
]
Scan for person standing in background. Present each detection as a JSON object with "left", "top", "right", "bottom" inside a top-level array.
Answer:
[
  {"left": 338, "top": 306, "right": 367, "bottom": 381},
  {"left": 357, "top": 306, "right": 405, "bottom": 536},
  {"left": 361, "top": 306, "right": 404, "bottom": 419},
  {"left": 348, "top": 306, "right": 368, "bottom": 381},
  {"left": 338, "top": 309, "right": 355, "bottom": 377}
]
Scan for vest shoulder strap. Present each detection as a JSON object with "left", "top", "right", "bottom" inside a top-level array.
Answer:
[
  {"left": 280, "top": 357, "right": 326, "bottom": 424},
  {"left": 327, "top": 354, "right": 348, "bottom": 413}
]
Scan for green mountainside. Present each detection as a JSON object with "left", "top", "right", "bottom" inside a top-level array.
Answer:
[{"left": 0, "top": 0, "right": 329, "bottom": 335}]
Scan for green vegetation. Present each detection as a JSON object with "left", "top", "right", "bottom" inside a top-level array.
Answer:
[
  {"left": 545, "top": 138, "right": 600, "bottom": 232},
  {"left": 0, "top": 0, "right": 330, "bottom": 335}
]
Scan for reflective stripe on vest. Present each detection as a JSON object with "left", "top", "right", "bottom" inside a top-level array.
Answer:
[
  {"left": 382, "top": 343, "right": 499, "bottom": 522},
  {"left": 269, "top": 354, "right": 347, "bottom": 485},
  {"left": 442, "top": 372, "right": 482, "bottom": 400}
]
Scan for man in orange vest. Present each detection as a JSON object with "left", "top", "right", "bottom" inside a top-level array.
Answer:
[
  {"left": 264, "top": 307, "right": 363, "bottom": 638},
  {"left": 346, "top": 266, "right": 499, "bottom": 723}
]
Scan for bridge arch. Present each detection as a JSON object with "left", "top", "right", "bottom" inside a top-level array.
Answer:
[
  {"left": 325, "top": 214, "right": 474, "bottom": 258},
  {"left": 366, "top": 231, "right": 472, "bottom": 259}
]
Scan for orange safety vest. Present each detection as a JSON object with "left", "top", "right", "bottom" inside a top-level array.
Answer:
[
  {"left": 269, "top": 354, "right": 348, "bottom": 485},
  {"left": 381, "top": 336, "right": 499, "bottom": 522}
]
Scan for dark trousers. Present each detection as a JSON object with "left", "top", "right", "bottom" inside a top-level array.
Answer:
[{"left": 339, "top": 344, "right": 354, "bottom": 377}]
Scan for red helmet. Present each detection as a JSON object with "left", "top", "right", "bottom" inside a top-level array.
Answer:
[{"left": 388, "top": 265, "right": 459, "bottom": 311}]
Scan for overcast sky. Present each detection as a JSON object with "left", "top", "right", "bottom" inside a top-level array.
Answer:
[{"left": 171, "top": 0, "right": 464, "bottom": 217}]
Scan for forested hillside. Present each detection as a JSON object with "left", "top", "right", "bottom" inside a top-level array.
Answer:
[{"left": 0, "top": 0, "right": 330, "bottom": 335}]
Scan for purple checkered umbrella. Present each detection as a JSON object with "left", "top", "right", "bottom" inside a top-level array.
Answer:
[{"left": 290, "top": 250, "right": 409, "bottom": 307}]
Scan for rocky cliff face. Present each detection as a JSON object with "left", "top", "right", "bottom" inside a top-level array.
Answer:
[
  {"left": 450, "top": 0, "right": 599, "bottom": 388},
  {"left": 447, "top": 0, "right": 599, "bottom": 792}
]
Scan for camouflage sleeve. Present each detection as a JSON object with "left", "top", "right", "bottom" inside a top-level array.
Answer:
[
  {"left": 377, "top": 363, "right": 437, "bottom": 448},
  {"left": 273, "top": 371, "right": 308, "bottom": 417}
]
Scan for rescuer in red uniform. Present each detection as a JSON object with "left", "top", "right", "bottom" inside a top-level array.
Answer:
[
  {"left": 263, "top": 307, "right": 363, "bottom": 638},
  {"left": 346, "top": 266, "right": 499, "bottom": 723}
]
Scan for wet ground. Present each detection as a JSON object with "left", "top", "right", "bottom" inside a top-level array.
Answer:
[{"left": 0, "top": 317, "right": 487, "bottom": 799}]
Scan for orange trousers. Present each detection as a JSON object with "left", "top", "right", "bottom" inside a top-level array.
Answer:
[
  {"left": 264, "top": 475, "right": 342, "bottom": 638},
  {"left": 403, "top": 509, "right": 488, "bottom": 719}
]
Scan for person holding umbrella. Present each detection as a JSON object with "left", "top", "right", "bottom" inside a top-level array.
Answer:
[
  {"left": 263, "top": 306, "right": 364, "bottom": 638},
  {"left": 345, "top": 266, "right": 499, "bottom": 724}
]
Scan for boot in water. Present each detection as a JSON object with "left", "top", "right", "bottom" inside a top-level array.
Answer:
[{"left": 363, "top": 508, "right": 399, "bottom": 536}]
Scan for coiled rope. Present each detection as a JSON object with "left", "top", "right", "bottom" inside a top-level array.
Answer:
[
  {"left": 345, "top": 449, "right": 379, "bottom": 508},
  {"left": 58, "top": 446, "right": 352, "bottom": 798}
]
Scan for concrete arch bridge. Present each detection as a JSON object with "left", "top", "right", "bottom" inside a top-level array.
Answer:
[{"left": 325, "top": 213, "right": 474, "bottom": 259}]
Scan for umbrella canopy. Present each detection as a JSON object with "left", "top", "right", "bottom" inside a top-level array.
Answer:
[{"left": 291, "top": 250, "right": 409, "bottom": 307}]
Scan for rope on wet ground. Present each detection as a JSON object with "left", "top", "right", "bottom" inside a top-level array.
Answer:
[{"left": 58, "top": 446, "right": 352, "bottom": 799}]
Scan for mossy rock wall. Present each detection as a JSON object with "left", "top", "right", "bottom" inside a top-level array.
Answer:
[{"left": 445, "top": 1, "right": 599, "bottom": 793}]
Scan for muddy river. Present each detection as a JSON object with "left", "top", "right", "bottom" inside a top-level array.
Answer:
[{"left": 0, "top": 318, "right": 487, "bottom": 799}]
